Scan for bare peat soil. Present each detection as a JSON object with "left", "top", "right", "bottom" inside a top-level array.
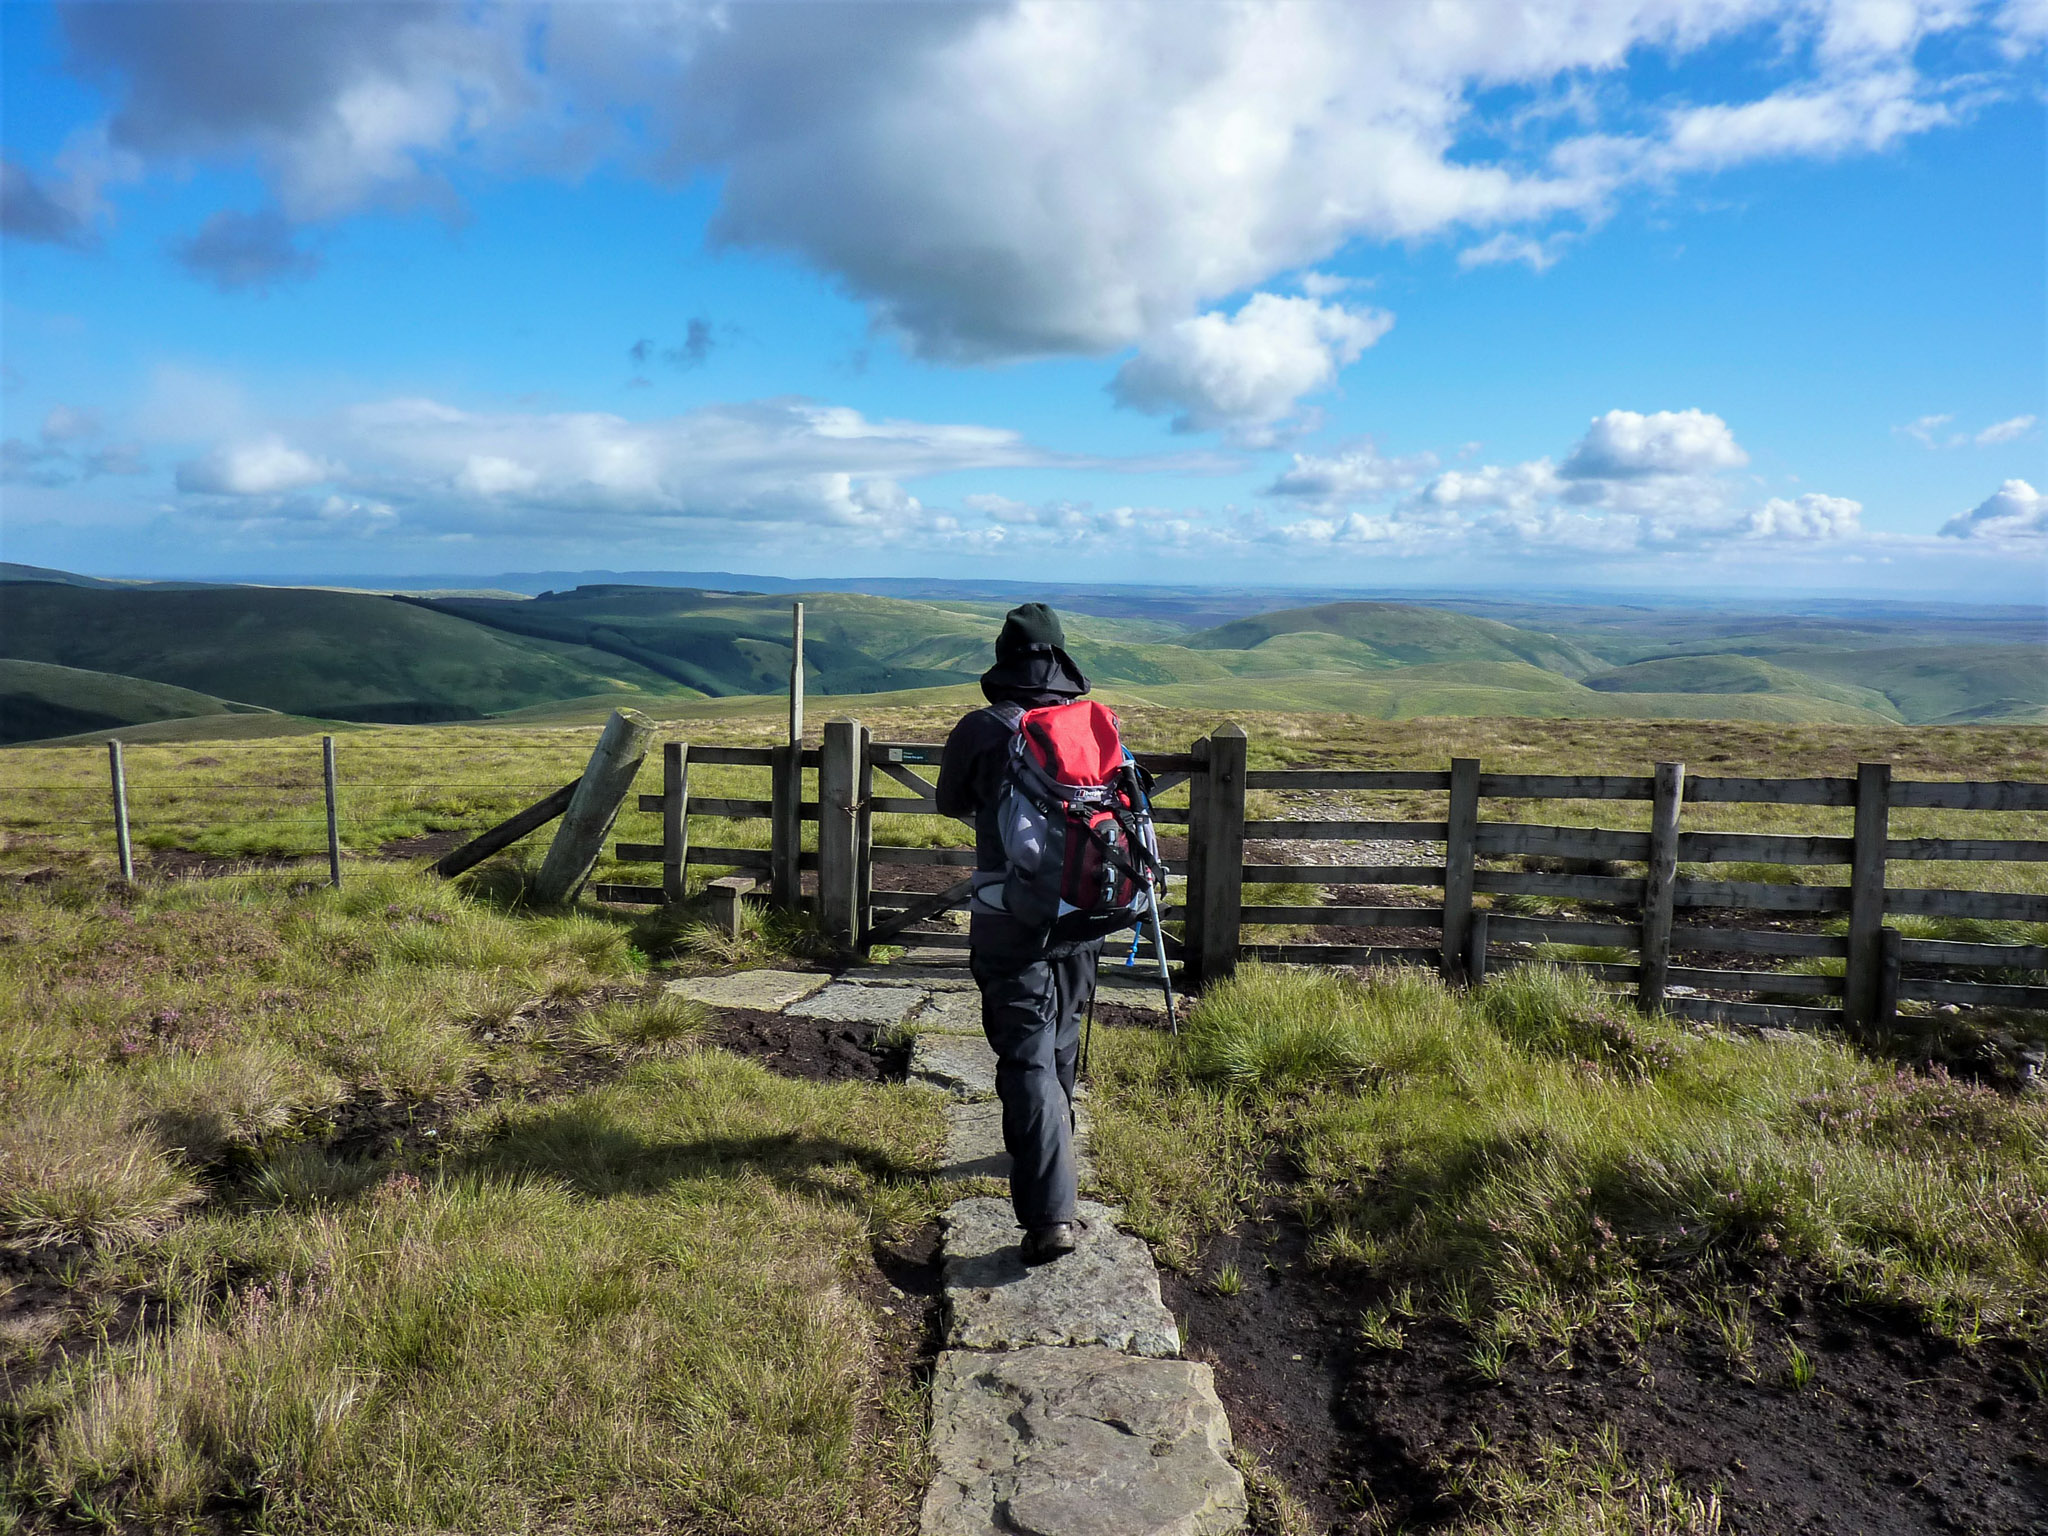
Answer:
[
  {"left": 1167, "top": 1205, "right": 2048, "bottom": 1536},
  {"left": 705, "top": 1003, "right": 906, "bottom": 1083}
]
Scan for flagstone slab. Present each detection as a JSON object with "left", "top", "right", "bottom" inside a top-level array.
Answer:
[
  {"left": 663, "top": 969, "right": 830, "bottom": 1011},
  {"left": 845, "top": 968, "right": 980, "bottom": 992},
  {"left": 941, "top": 1100, "right": 1010, "bottom": 1181},
  {"left": 920, "top": 1346, "right": 1245, "bottom": 1536},
  {"left": 784, "top": 982, "right": 928, "bottom": 1025},
  {"left": 915, "top": 991, "right": 986, "bottom": 1034},
  {"left": 941, "top": 1101, "right": 1094, "bottom": 1185},
  {"left": 912, "top": 1034, "right": 999, "bottom": 1099},
  {"left": 941, "top": 1197, "right": 1179, "bottom": 1358}
]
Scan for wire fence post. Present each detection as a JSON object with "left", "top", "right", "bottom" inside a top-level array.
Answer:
[
  {"left": 322, "top": 735, "right": 343, "bottom": 889},
  {"left": 107, "top": 739, "right": 134, "bottom": 883}
]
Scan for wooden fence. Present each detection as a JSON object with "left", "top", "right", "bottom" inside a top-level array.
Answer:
[{"left": 593, "top": 720, "right": 2048, "bottom": 1034}]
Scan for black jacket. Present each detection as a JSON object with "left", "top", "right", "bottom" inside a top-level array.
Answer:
[{"left": 935, "top": 649, "right": 1097, "bottom": 959}]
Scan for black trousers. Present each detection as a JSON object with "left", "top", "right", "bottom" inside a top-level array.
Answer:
[{"left": 969, "top": 934, "right": 1103, "bottom": 1230}]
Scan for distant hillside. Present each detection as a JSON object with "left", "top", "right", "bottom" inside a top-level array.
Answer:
[
  {"left": 1580, "top": 655, "right": 1903, "bottom": 719},
  {"left": 1751, "top": 645, "right": 2048, "bottom": 724},
  {"left": 0, "top": 585, "right": 693, "bottom": 724},
  {"left": 1186, "top": 602, "right": 1605, "bottom": 677},
  {"left": 409, "top": 587, "right": 998, "bottom": 697},
  {"left": 2, "top": 564, "right": 131, "bottom": 589},
  {"left": 0, "top": 660, "right": 268, "bottom": 745}
]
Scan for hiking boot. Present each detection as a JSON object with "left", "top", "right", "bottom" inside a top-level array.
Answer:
[{"left": 1020, "top": 1222, "right": 1077, "bottom": 1265}]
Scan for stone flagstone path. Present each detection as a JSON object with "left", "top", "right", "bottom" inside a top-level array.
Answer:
[{"left": 669, "top": 956, "right": 1246, "bottom": 1536}]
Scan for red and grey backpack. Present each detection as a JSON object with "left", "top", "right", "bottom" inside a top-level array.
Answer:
[{"left": 970, "top": 699, "right": 1166, "bottom": 937}]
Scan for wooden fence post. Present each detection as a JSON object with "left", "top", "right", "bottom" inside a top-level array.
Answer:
[
  {"left": 1844, "top": 760, "right": 1891, "bottom": 1031},
  {"left": 1876, "top": 925, "right": 1902, "bottom": 1033},
  {"left": 1468, "top": 909, "right": 1490, "bottom": 987},
  {"left": 1638, "top": 759, "right": 1685, "bottom": 1011},
  {"left": 789, "top": 602, "right": 805, "bottom": 747},
  {"left": 1440, "top": 757, "right": 1480, "bottom": 984},
  {"left": 662, "top": 741, "right": 689, "bottom": 905},
  {"left": 107, "top": 739, "right": 133, "bottom": 883},
  {"left": 818, "top": 718, "right": 863, "bottom": 946},
  {"left": 1188, "top": 724, "right": 1247, "bottom": 986},
  {"left": 533, "top": 709, "right": 655, "bottom": 905},
  {"left": 770, "top": 743, "right": 802, "bottom": 909},
  {"left": 322, "top": 735, "right": 342, "bottom": 889},
  {"left": 855, "top": 728, "right": 874, "bottom": 941}
]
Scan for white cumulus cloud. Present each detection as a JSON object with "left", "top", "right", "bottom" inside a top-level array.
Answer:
[
  {"left": 1941, "top": 479, "right": 2048, "bottom": 539},
  {"left": 35, "top": 0, "right": 2034, "bottom": 348},
  {"left": 175, "top": 436, "right": 333, "bottom": 495},
  {"left": 1559, "top": 408, "right": 1749, "bottom": 480},
  {"left": 1110, "top": 293, "right": 1392, "bottom": 440},
  {"left": 1747, "top": 492, "right": 1863, "bottom": 538}
]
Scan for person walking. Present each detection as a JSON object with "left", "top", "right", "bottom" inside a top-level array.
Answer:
[{"left": 935, "top": 603, "right": 1100, "bottom": 1264}]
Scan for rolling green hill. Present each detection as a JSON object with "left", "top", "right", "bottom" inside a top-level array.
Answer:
[
  {"left": 0, "top": 660, "right": 269, "bottom": 745},
  {"left": 4, "top": 570, "right": 2035, "bottom": 740},
  {"left": 1580, "top": 654, "right": 1904, "bottom": 719},
  {"left": 1186, "top": 602, "right": 1606, "bottom": 676},
  {"left": 0, "top": 585, "right": 695, "bottom": 724},
  {"left": 1738, "top": 646, "right": 2048, "bottom": 724}
]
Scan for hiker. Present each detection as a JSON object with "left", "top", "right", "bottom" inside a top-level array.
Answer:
[{"left": 936, "top": 603, "right": 1166, "bottom": 1266}]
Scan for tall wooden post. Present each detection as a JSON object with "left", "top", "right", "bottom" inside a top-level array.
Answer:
[
  {"left": 1440, "top": 757, "right": 1480, "bottom": 984},
  {"left": 1188, "top": 724, "right": 1247, "bottom": 986},
  {"left": 789, "top": 602, "right": 805, "bottom": 747},
  {"left": 1638, "top": 760, "right": 1685, "bottom": 1011},
  {"left": 770, "top": 744, "right": 802, "bottom": 910},
  {"left": 855, "top": 729, "right": 874, "bottom": 942},
  {"left": 1876, "top": 926, "right": 1902, "bottom": 1034},
  {"left": 1845, "top": 761, "right": 1892, "bottom": 1031},
  {"left": 322, "top": 735, "right": 343, "bottom": 889},
  {"left": 533, "top": 709, "right": 654, "bottom": 904},
  {"left": 662, "top": 741, "right": 689, "bottom": 905},
  {"left": 107, "top": 739, "right": 133, "bottom": 883},
  {"left": 818, "top": 718, "right": 863, "bottom": 947}
]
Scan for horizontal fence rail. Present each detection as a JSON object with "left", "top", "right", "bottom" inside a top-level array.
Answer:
[{"left": 559, "top": 728, "right": 2047, "bottom": 1037}]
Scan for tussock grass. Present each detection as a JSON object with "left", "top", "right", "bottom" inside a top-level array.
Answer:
[
  {"left": 1094, "top": 964, "right": 2048, "bottom": 1342},
  {"left": 1, "top": 860, "right": 945, "bottom": 1532},
  {"left": 0, "top": 1086, "right": 201, "bottom": 1250}
]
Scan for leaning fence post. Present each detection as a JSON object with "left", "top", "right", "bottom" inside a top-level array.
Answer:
[
  {"left": 1638, "top": 760, "right": 1685, "bottom": 1011},
  {"left": 321, "top": 735, "right": 343, "bottom": 889},
  {"left": 107, "top": 739, "right": 133, "bottom": 883},
  {"left": 533, "top": 709, "right": 655, "bottom": 905},
  {"left": 1190, "top": 724, "right": 1247, "bottom": 986},
  {"left": 1440, "top": 757, "right": 1480, "bottom": 984},
  {"left": 662, "top": 741, "right": 689, "bottom": 905},
  {"left": 817, "top": 719, "right": 863, "bottom": 946},
  {"left": 770, "top": 743, "right": 802, "bottom": 909},
  {"left": 1844, "top": 761, "right": 1891, "bottom": 1032}
]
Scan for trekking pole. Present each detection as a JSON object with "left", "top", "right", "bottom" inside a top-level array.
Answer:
[
  {"left": 1145, "top": 874, "right": 1178, "bottom": 1035},
  {"left": 1080, "top": 991, "right": 1097, "bottom": 1079}
]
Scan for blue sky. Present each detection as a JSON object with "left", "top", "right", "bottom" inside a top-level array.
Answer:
[{"left": 2, "top": 0, "right": 2043, "bottom": 598}]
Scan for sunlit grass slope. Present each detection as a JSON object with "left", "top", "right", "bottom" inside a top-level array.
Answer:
[
  {"left": 0, "top": 584, "right": 693, "bottom": 723},
  {"left": 0, "top": 660, "right": 270, "bottom": 746}
]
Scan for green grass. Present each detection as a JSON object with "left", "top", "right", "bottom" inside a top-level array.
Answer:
[
  {"left": 0, "top": 660, "right": 270, "bottom": 746},
  {"left": 0, "top": 584, "right": 696, "bottom": 723},
  {"left": 1093, "top": 964, "right": 2048, "bottom": 1341},
  {"left": 0, "top": 865, "right": 944, "bottom": 1533},
  {"left": 1579, "top": 653, "right": 1902, "bottom": 719}
]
